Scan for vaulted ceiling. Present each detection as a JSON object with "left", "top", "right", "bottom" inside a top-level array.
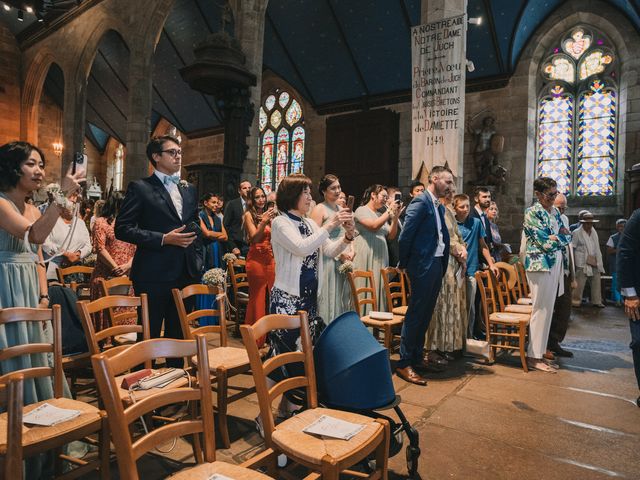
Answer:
[{"left": 3, "top": 0, "right": 640, "bottom": 151}]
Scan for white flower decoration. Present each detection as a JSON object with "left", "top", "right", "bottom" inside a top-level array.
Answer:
[{"left": 179, "top": 179, "right": 189, "bottom": 188}]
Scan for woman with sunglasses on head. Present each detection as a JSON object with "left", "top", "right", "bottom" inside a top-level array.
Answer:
[{"left": 522, "top": 177, "right": 571, "bottom": 372}]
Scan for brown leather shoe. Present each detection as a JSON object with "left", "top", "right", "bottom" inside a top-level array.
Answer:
[
  {"left": 543, "top": 350, "right": 555, "bottom": 361},
  {"left": 395, "top": 366, "right": 428, "bottom": 386}
]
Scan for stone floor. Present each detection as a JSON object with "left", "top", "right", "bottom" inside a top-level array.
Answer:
[{"left": 84, "top": 304, "right": 639, "bottom": 479}]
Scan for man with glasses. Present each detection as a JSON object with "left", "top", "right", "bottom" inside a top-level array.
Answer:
[{"left": 116, "top": 135, "right": 203, "bottom": 365}]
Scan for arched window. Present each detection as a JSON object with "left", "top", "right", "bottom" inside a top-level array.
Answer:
[
  {"left": 536, "top": 26, "right": 617, "bottom": 196},
  {"left": 258, "top": 90, "right": 305, "bottom": 193}
]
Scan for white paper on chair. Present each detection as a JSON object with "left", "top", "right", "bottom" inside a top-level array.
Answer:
[
  {"left": 303, "top": 415, "right": 366, "bottom": 440},
  {"left": 207, "top": 475, "right": 235, "bottom": 480},
  {"left": 369, "top": 311, "right": 393, "bottom": 320},
  {"left": 23, "top": 402, "right": 82, "bottom": 426}
]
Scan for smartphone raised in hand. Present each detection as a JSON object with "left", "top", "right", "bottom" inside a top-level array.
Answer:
[
  {"left": 347, "top": 195, "right": 355, "bottom": 211},
  {"left": 394, "top": 191, "right": 402, "bottom": 204},
  {"left": 71, "top": 152, "right": 87, "bottom": 178},
  {"left": 183, "top": 221, "right": 203, "bottom": 237}
]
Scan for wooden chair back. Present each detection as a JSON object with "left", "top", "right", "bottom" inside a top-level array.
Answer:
[
  {"left": 381, "top": 267, "right": 407, "bottom": 310},
  {"left": 99, "top": 276, "right": 136, "bottom": 326},
  {"left": 91, "top": 336, "right": 214, "bottom": 480},
  {"left": 56, "top": 265, "right": 94, "bottom": 298},
  {"left": 0, "top": 374, "right": 24, "bottom": 479},
  {"left": 402, "top": 269, "right": 412, "bottom": 300},
  {"left": 0, "top": 306, "right": 63, "bottom": 396},
  {"left": 76, "top": 294, "right": 150, "bottom": 358},
  {"left": 172, "top": 284, "right": 228, "bottom": 346},
  {"left": 347, "top": 270, "right": 378, "bottom": 315},
  {"left": 495, "top": 262, "right": 519, "bottom": 304},
  {"left": 475, "top": 270, "right": 499, "bottom": 329},
  {"left": 240, "top": 311, "right": 315, "bottom": 448},
  {"left": 228, "top": 258, "right": 249, "bottom": 299},
  {"left": 514, "top": 262, "right": 530, "bottom": 297}
]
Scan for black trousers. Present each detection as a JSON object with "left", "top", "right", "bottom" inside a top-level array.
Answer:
[
  {"left": 134, "top": 275, "right": 196, "bottom": 367},
  {"left": 548, "top": 273, "right": 572, "bottom": 348}
]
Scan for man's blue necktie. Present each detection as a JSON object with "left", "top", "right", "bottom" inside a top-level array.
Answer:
[{"left": 164, "top": 175, "right": 179, "bottom": 185}]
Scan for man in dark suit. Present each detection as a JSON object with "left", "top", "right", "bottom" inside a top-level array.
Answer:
[
  {"left": 617, "top": 208, "right": 640, "bottom": 407},
  {"left": 223, "top": 180, "right": 252, "bottom": 257},
  {"left": 115, "top": 135, "right": 202, "bottom": 366},
  {"left": 397, "top": 166, "right": 454, "bottom": 385},
  {"left": 470, "top": 186, "right": 493, "bottom": 250}
]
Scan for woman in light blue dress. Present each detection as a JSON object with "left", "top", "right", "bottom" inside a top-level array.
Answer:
[
  {"left": 353, "top": 184, "right": 400, "bottom": 312},
  {"left": 0, "top": 141, "right": 82, "bottom": 404},
  {"left": 310, "top": 175, "right": 355, "bottom": 323}
]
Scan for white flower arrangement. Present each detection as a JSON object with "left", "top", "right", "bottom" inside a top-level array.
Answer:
[
  {"left": 338, "top": 260, "right": 354, "bottom": 275},
  {"left": 82, "top": 253, "right": 97, "bottom": 267},
  {"left": 179, "top": 179, "right": 189, "bottom": 188},
  {"left": 223, "top": 252, "right": 238, "bottom": 264},
  {"left": 202, "top": 267, "right": 226, "bottom": 287},
  {"left": 45, "top": 183, "right": 62, "bottom": 195}
]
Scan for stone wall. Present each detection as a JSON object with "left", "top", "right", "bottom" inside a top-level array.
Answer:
[
  {"left": 37, "top": 92, "right": 63, "bottom": 184},
  {"left": 0, "top": 19, "right": 21, "bottom": 146}
]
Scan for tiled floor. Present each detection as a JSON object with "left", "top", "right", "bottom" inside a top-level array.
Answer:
[{"left": 84, "top": 304, "right": 638, "bottom": 479}]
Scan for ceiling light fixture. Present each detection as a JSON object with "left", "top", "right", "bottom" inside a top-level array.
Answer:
[
  {"left": 25, "top": 6, "right": 33, "bottom": 13},
  {"left": 2, "top": 3, "right": 10, "bottom": 11},
  {"left": 17, "top": 9, "right": 23, "bottom": 21},
  {"left": 468, "top": 17, "right": 482, "bottom": 25}
]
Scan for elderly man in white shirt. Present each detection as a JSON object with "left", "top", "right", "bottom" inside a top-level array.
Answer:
[
  {"left": 572, "top": 211, "right": 605, "bottom": 307},
  {"left": 42, "top": 196, "right": 92, "bottom": 280}
]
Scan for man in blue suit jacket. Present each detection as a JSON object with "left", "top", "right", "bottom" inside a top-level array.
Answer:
[
  {"left": 116, "top": 135, "right": 203, "bottom": 366},
  {"left": 397, "top": 166, "right": 454, "bottom": 385},
  {"left": 617, "top": 208, "right": 640, "bottom": 407}
]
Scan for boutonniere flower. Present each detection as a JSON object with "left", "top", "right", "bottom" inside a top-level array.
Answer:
[{"left": 179, "top": 179, "right": 189, "bottom": 188}]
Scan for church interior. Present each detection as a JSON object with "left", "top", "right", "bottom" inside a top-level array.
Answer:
[{"left": 1, "top": 0, "right": 639, "bottom": 479}]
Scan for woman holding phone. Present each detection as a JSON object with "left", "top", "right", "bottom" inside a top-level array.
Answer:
[
  {"left": 311, "top": 174, "right": 354, "bottom": 323},
  {"left": 243, "top": 186, "right": 276, "bottom": 338}
]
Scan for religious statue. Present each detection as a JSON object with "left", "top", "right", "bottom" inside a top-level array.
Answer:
[{"left": 468, "top": 115, "right": 507, "bottom": 187}]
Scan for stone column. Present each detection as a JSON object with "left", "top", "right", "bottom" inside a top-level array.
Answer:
[
  {"left": 421, "top": 0, "right": 467, "bottom": 188},
  {"left": 62, "top": 72, "right": 87, "bottom": 172},
  {"left": 233, "top": 0, "right": 268, "bottom": 182}
]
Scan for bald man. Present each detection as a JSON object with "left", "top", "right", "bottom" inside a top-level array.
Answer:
[{"left": 548, "top": 193, "right": 575, "bottom": 357}]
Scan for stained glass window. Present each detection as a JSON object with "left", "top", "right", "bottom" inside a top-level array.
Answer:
[
  {"left": 258, "top": 89, "right": 305, "bottom": 192},
  {"left": 536, "top": 26, "right": 617, "bottom": 197}
]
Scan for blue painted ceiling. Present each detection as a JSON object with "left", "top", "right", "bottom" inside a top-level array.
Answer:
[{"left": 11, "top": 0, "right": 640, "bottom": 149}]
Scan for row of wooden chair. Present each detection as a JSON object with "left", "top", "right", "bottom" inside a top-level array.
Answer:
[{"left": 0, "top": 305, "right": 390, "bottom": 479}]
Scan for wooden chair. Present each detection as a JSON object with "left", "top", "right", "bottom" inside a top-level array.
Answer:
[
  {"left": 77, "top": 294, "right": 150, "bottom": 356},
  {"left": 99, "top": 276, "right": 133, "bottom": 297},
  {"left": 172, "top": 284, "right": 255, "bottom": 448},
  {"left": 494, "top": 263, "right": 533, "bottom": 315},
  {"left": 475, "top": 271, "right": 530, "bottom": 372},
  {"left": 0, "top": 374, "right": 23, "bottom": 478},
  {"left": 56, "top": 265, "right": 94, "bottom": 300},
  {"left": 240, "top": 311, "right": 390, "bottom": 480},
  {"left": 347, "top": 270, "right": 404, "bottom": 353},
  {"left": 381, "top": 266, "right": 409, "bottom": 316},
  {"left": 514, "top": 262, "right": 533, "bottom": 304},
  {"left": 227, "top": 258, "right": 249, "bottom": 333},
  {"left": 0, "top": 306, "right": 110, "bottom": 478},
  {"left": 92, "top": 335, "right": 271, "bottom": 480}
]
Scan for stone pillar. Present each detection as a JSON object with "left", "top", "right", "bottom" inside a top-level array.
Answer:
[
  {"left": 421, "top": 0, "right": 467, "bottom": 188},
  {"left": 62, "top": 73, "right": 87, "bottom": 172},
  {"left": 233, "top": 0, "right": 268, "bottom": 182},
  {"left": 125, "top": 47, "right": 153, "bottom": 183}
]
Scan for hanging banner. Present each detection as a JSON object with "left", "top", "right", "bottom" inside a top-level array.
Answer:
[{"left": 411, "top": 14, "right": 466, "bottom": 179}]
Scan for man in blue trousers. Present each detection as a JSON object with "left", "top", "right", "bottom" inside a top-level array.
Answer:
[
  {"left": 397, "top": 165, "right": 454, "bottom": 385},
  {"left": 617, "top": 208, "right": 640, "bottom": 407}
]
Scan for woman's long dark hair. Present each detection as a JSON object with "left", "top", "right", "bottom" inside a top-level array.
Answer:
[
  {"left": 100, "top": 191, "right": 124, "bottom": 225},
  {"left": 360, "top": 184, "right": 386, "bottom": 207},
  {"left": 245, "top": 186, "right": 266, "bottom": 226}
]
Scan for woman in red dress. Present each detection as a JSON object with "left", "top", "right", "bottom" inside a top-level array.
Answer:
[
  {"left": 243, "top": 187, "right": 276, "bottom": 340},
  {"left": 89, "top": 192, "right": 136, "bottom": 331}
]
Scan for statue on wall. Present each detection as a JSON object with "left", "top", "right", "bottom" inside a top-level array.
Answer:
[{"left": 467, "top": 114, "right": 507, "bottom": 187}]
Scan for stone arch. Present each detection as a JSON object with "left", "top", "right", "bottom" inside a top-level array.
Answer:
[
  {"left": 21, "top": 50, "right": 64, "bottom": 143},
  {"left": 515, "top": 0, "right": 640, "bottom": 211}
]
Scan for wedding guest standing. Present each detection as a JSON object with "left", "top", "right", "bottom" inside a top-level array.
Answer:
[
  {"left": 606, "top": 218, "right": 627, "bottom": 305},
  {"left": 243, "top": 186, "right": 276, "bottom": 332},
  {"left": 224, "top": 180, "right": 252, "bottom": 257},
  {"left": 616, "top": 208, "right": 640, "bottom": 407},
  {"left": 523, "top": 177, "right": 571, "bottom": 372},
  {"left": 115, "top": 135, "right": 203, "bottom": 368},
  {"left": 0, "top": 141, "right": 83, "bottom": 404},
  {"left": 89, "top": 191, "right": 136, "bottom": 331},
  {"left": 310, "top": 174, "right": 352, "bottom": 323},
  {"left": 486, "top": 201, "right": 510, "bottom": 262},
  {"left": 353, "top": 184, "right": 400, "bottom": 312},
  {"left": 199, "top": 193, "right": 228, "bottom": 271},
  {"left": 572, "top": 211, "right": 605, "bottom": 308},
  {"left": 426, "top": 188, "right": 467, "bottom": 364},
  {"left": 269, "top": 174, "right": 354, "bottom": 368}
]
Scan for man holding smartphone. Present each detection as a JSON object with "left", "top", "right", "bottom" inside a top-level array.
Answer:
[{"left": 115, "top": 135, "right": 203, "bottom": 366}]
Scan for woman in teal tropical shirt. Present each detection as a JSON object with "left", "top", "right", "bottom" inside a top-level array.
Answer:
[{"left": 523, "top": 177, "right": 571, "bottom": 372}]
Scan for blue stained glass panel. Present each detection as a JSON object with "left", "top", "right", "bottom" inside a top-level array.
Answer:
[
  {"left": 538, "top": 160, "right": 571, "bottom": 194},
  {"left": 537, "top": 94, "right": 573, "bottom": 194}
]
